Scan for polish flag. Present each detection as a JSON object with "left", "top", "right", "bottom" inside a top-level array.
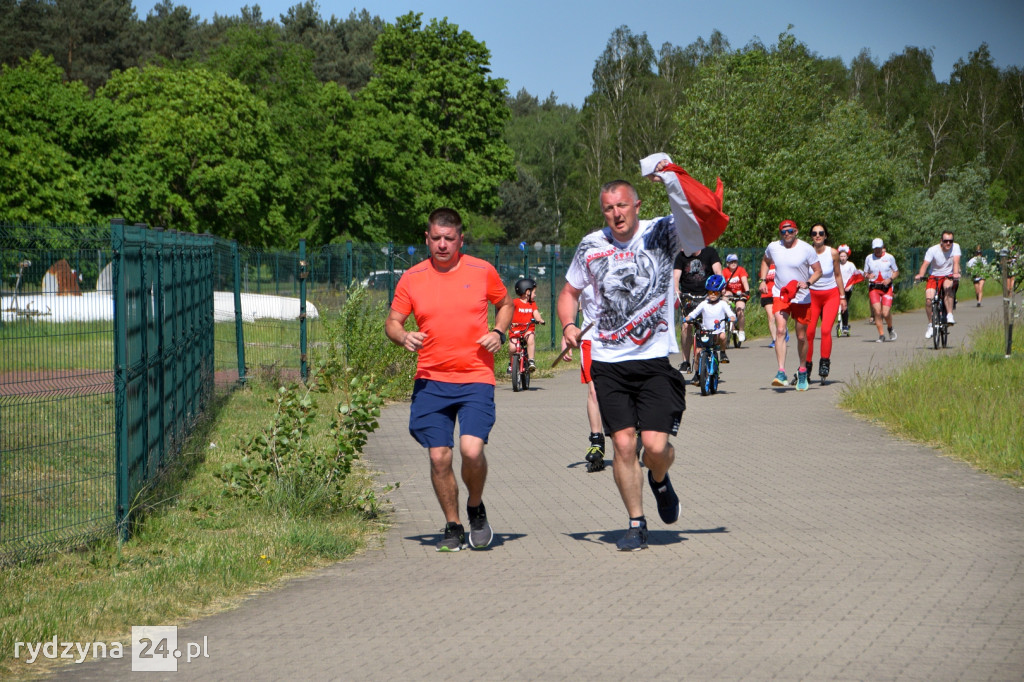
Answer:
[
  {"left": 643, "top": 154, "right": 729, "bottom": 256},
  {"left": 845, "top": 270, "right": 865, "bottom": 287}
]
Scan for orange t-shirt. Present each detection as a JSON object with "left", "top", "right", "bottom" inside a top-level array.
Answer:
[
  {"left": 510, "top": 299, "right": 538, "bottom": 337},
  {"left": 391, "top": 254, "right": 507, "bottom": 385}
]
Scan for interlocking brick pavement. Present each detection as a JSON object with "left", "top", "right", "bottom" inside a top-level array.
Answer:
[{"left": 55, "top": 302, "right": 1023, "bottom": 680}]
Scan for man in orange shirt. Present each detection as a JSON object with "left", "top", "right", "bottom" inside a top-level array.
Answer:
[{"left": 386, "top": 207, "right": 514, "bottom": 552}]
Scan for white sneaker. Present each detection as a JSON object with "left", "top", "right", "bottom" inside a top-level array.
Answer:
[
  {"left": 737, "top": 331, "right": 746, "bottom": 342},
  {"left": 924, "top": 325, "right": 933, "bottom": 339},
  {"left": 946, "top": 313, "right": 955, "bottom": 325}
]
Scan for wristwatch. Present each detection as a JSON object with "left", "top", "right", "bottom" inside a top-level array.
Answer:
[{"left": 490, "top": 328, "right": 506, "bottom": 344}]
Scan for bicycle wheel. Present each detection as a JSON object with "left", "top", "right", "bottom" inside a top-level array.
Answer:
[
  {"left": 932, "top": 302, "right": 942, "bottom": 350},
  {"left": 699, "top": 352, "right": 710, "bottom": 396},
  {"left": 940, "top": 322, "right": 949, "bottom": 348},
  {"left": 511, "top": 352, "right": 522, "bottom": 392},
  {"left": 709, "top": 354, "right": 719, "bottom": 394},
  {"left": 521, "top": 361, "right": 531, "bottom": 390}
]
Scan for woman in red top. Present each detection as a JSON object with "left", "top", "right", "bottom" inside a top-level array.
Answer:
[{"left": 760, "top": 263, "right": 778, "bottom": 347}]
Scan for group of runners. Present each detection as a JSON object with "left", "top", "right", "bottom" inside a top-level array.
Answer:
[{"left": 384, "top": 152, "right": 979, "bottom": 553}]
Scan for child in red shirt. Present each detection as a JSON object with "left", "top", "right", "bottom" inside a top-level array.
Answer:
[{"left": 509, "top": 278, "right": 545, "bottom": 372}]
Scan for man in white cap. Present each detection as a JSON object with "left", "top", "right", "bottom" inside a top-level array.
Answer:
[{"left": 863, "top": 238, "right": 899, "bottom": 342}]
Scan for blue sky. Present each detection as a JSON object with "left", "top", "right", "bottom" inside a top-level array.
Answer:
[{"left": 136, "top": 0, "right": 1024, "bottom": 108}]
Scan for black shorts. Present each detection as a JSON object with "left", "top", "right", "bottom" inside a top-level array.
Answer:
[
  {"left": 590, "top": 357, "right": 686, "bottom": 436},
  {"left": 760, "top": 295, "right": 773, "bottom": 307}
]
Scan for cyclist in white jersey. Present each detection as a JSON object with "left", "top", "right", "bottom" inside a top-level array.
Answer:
[{"left": 913, "top": 230, "right": 961, "bottom": 338}]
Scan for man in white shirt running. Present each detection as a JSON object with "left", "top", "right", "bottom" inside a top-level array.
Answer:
[
  {"left": 759, "top": 220, "right": 822, "bottom": 391},
  {"left": 863, "top": 238, "right": 900, "bottom": 342},
  {"left": 913, "top": 231, "right": 962, "bottom": 338}
]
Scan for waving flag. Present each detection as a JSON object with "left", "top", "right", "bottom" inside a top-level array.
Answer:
[
  {"left": 845, "top": 270, "right": 865, "bottom": 287},
  {"left": 642, "top": 153, "right": 730, "bottom": 256}
]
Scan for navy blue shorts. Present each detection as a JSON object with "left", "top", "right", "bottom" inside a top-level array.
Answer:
[{"left": 408, "top": 379, "right": 496, "bottom": 448}]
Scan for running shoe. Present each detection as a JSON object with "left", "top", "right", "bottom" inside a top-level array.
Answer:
[
  {"left": 842, "top": 325, "right": 851, "bottom": 336},
  {"left": 768, "top": 340, "right": 775, "bottom": 348},
  {"left": 467, "top": 509, "right": 493, "bottom": 549},
  {"left": 818, "top": 358, "right": 830, "bottom": 379},
  {"left": 527, "top": 359, "right": 536, "bottom": 373},
  {"left": 789, "top": 373, "right": 799, "bottom": 386},
  {"left": 796, "top": 368, "right": 809, "bottom": 391},
  {"left": 678, "top": 360, "right": 691, "bottom": 373},
  {"left": 876, "top": 335, "right": 885, "bottom": 343},
  {"left": 436, "top": 522, "right": 467, "bottom": 552},
  {"left": 616, "top": 520, "right": 649, "bottom": 551},
  {"left": 737, "top": 331, "right": 746, "bottom": 342},
  {"left": 946, "top": 313, "right": 955, "bottom": 325},
  {"left": 772, "top": 370, "right": 788, "bottom": 387},
  {"left": 924, "top": 325, "right": 934, "bottom": 339},
  {"left": 648, "top": 470, "right": 680, "bottom": 524},
  {"left": 720, "top": 352, "right": 730, "bottom": 364},
  {"left": 785, "top": 331, "right": 790, "bottom": 342},
  {"left": 889, "top": 329, "right": 897, "bottom": 341},
  {"left": 585, "top": 444, "right": 605, "bottom": 472},
  {"left": 976, "top": 302, "right": 982, "bottom": 307}
]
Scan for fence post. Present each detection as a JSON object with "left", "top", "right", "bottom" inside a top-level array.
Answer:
[
  {"left": 112, "top": 219, "right": 130, "bottom": 540},
  {"left": 232, "top": 240, "right": 246, "bottom": 384},
  {"left": 299, "top": 239, "right": 309, "bottom": 381},
  {"left": 1002, "top": 249, "right": 1014, "bottom": 358},
  {"left": 548, "top": 249, "right": 557, "bottom": 350},
  {"left": 387, "top": 241, "right": 395, "bottom": 302}
]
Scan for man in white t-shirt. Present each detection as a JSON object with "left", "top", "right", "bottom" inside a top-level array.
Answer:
[
  {"left": 914, "top": 230, "right": 962, "bottom": 337},
  {"left": 557, "top": 153, "right": 726, "bottom": 551},
  {"left": 759, "top": 219, "right": 822, "bottom": 391},
  {"left": 863, "top": 238, "right": 900, "bottom": 342}
]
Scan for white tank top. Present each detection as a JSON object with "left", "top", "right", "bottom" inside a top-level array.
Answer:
[{"left": 810, "top": 248, "right": 837, "bottom": 291}]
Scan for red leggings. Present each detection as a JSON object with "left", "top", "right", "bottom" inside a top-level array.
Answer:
[{"left": 805, "top": 288, "right": 840, "bottom": 362}]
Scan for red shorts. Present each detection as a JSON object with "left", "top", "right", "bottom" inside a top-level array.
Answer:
[
  {"left": 772, "top": 299, "right": 811, "bottom": 326},
  {"left": 579, "top": 340, "right": 593, "bottom": 384},
  {"left": 868, "top": 285, "right": 894, "bottom": 307},
  {"left": 926, "top": 275, "right": 954, "bottom": 291}
]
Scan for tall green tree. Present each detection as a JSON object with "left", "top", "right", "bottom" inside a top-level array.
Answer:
[
  {"left": 353, "top": 12, "right": 514, "bottom": 242},
  {"left": 98, "top": 65, "right": 283, "bottom": 244}
]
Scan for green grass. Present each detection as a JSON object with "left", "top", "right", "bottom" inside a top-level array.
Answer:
[
  {"left": 0, "top": 382, "right": 386, "bottom": 678},
  {"left": 840, "top": 320, "right": 1024, "bottom": 485}
]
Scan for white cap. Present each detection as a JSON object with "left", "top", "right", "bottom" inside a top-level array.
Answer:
[
  {"left": 640, "top": 152, "right": 672, "bottom": 177},
  {"left": 871, "top": 238, "right": 884, "bottom": 249}
]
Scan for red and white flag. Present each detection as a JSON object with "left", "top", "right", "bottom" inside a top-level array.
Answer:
[
  {"left": 845, "top": 270, "right": 865, "bottom": 287},
  {"left": 644, "top": 154, "right": 729, "bottom": 255}
]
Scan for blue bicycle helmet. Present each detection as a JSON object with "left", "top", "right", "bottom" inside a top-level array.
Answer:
[{"left": 705, "top": 274, "right": 726, "bottom": 292}]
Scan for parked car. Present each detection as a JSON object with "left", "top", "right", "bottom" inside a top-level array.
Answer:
[{"left": 360, "top": 270, "right": 404, "bottom": 289}]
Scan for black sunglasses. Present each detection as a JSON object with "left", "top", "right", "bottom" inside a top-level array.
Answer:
[
  {"left": 941, "top": 239, "right": 953, "bottom": 243},
  {"left": 810, "top": 231, "right": 826, "bottom": 236}
]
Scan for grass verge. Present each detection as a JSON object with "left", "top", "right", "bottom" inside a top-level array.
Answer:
[
  {"left": 840, "top": 320, "right": 1024, "bottom": 485},
  {"left": 0, "top": 379, "right": 390, "bottom": 678}
]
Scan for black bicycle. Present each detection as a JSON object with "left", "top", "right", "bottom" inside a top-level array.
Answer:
[{"left": 929, "top": 276, "right": 958, "bottom": 349}]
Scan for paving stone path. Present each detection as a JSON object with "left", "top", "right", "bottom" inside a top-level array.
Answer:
[{"left": 58, "top": 302, "right": 1023, "bottom": 680}]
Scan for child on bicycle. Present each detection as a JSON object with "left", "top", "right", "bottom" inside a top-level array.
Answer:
[
  {"left": 682, "top": 274, "right": 736, "bottom": 364},
  {"left": 510, "top": 277, "right": 545, "bottom": 373}
]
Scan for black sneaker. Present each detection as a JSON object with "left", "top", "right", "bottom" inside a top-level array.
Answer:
[
  {"left": 720, "top": 352, "right": 729, "bottom": 364},
  {"left": 616, "top": 520, "right": 649, "bottom": 551},
  {"left": 585, "top": 444, "right": 605, "bottom": 472},
  {"left": 467, "top": 508, "right": 493, "bottom": 549},
  {"left": 647, "top": 470, "right": 680, "bottom": 524},
  {"left": 819, "top": 358, "right": 830, "bottom": 379},
  {"left": 527, "top": 359, "right": 536, "bottom": 373},
  {"left": 678, "top": 360, "right": 691, "bottom": 373},
  {"left": 436, "top": 522, "right": 467, "bottom": 552}
]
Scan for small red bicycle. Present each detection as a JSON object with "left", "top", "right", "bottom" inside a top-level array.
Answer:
[{"left": 509, "top": 318, "right": 543, "bottom": 392}]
